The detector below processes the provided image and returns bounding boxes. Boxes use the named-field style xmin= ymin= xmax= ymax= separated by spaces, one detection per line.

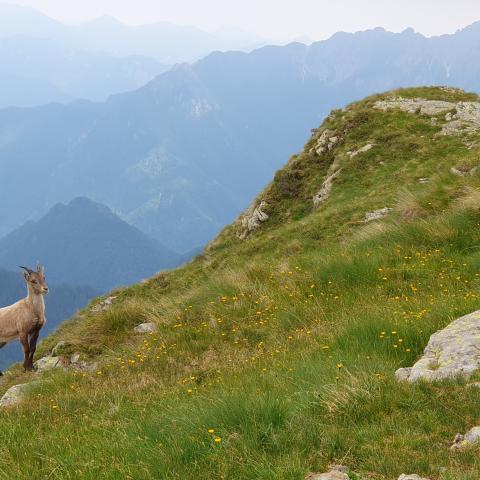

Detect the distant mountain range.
xmin=0 ymin=36 xmax=168 ymax=108
xmin=0 ymin=267 xmax=99 ymax=370
xmin=0 ymin=3 xmax=265 ymax=63
xmin=2 ymin=23 xmax=480 ymax=251
xmin=0 ymin=197 xmax=180 ymax=291
xmin=0 ymin=3 xmax=265 ymax=108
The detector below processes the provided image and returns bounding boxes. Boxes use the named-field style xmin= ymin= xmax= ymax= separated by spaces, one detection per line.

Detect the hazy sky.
xmin=7 ymin=0 xmax=480 ymax=41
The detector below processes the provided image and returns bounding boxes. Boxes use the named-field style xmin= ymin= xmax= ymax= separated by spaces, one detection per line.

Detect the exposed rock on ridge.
xmin=374 ymin=97 xmax=480 ymax=135
xmin=395 ymin=310 xmax=480 ymax=382
xmin=0 ymin=383 xmax=31 ymax=407
xmin=313 ymin=169 xmax=342 ymax=208
xmin=238 ymin=200 xmax=269 ymax=238
xmin=365 ymin=207 xmax=392 ymax=222
xmin=311 ymin=129 xmax=339 ymax=155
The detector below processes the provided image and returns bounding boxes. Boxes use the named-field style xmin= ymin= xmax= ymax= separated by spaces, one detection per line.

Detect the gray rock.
xmin=450 ymin=166 xmax=478 ymax=177
xmin=134 ymin=322 xmax=157 ymax=334
xmin=395 ymin=367 xmax=412 ymax=382
xmin=365 ymin=207 xmax=392 ymax=222
xmin=34 ymin=356 xmax=64 ymax=372
xmin=312 ymin=129 xmax=339 ymax=156
xmin=347 ymin=143 xmax=374 ymax=158
xmin=398 ymin=475 xmax=431 ymax=480
xmin=374 ymin=97 xmax=480 ymax=135
xmin=395 ymin=309 xmax=480 ymax=382
xmin=313 ymin=168 xmax=342 ymax=208
xmin=0 ymin=383 xmax=32 ymax=407
xmin=238 ymin=200 xmax=269 ymax=238
xmin=451 ymin=426 xmax=480 ymax=450
xmin=70 ymin=353 xmax=81 ymax=364
xmin=92 ymin=296 xmax=118 ymax=313
xmin=375 ymin=97 xmax=454 ymax=116
xmin=305 ymin=465 xmax=349 ymax=480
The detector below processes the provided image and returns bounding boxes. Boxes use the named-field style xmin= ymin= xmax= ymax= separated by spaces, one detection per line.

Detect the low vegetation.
xmin=1 ymin=87 xmax=480 ymax=479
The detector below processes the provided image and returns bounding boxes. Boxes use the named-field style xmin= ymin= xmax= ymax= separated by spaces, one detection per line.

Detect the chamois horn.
xmin=19 ymin=266 xmax=34 ymax=275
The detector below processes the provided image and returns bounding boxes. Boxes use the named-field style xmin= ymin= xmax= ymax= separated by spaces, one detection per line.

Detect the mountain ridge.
xmin=3 ymin=22 xmax=480 ymax=252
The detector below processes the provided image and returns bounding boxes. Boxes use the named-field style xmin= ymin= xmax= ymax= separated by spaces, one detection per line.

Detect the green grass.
xmin=2 ymin=87 xmax=480 ymax=479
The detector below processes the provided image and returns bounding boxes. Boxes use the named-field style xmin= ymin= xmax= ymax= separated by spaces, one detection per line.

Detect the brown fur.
xmin=0 ymin=265 xmax=48 ymax=371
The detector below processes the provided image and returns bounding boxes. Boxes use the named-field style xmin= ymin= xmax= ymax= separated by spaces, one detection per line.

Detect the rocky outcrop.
xmin=395 ymin=310 xmax=480 ymax=382
xmin=451 ymin=426 xmax=480 ymax=450
xmin=365 ymin=207 xmax=392 ymax=222
xmin=442 ymin=102 xmax=480 ymax=135
xmin=35 ymin=356 xmax=65 ymax=372
xmin=34 ymin=351 xmax=97 ymax=373
xmin=375 ymin=97 xmax=454 ymax=116
xmin=305 ymin=465 xmax=349 ymax=480
xmin=134 ymin=322 xmax=157 ymax=334
xmin=374 ymin=97 xmax=480 ymax=135
xmin=347 ymin=143 xmax=374 ymax=158
xmin=450 ymin=165 xmax=478 ymax=176
xmin=92 ymin=296 xmax=118 ymax=313
xmin=313 ymin=169 xmax=342 ymax=208
xmin=238 ymin=200 xmax=269 ymax=238
xmin=311 ymin=129 xmax=339 ymax=156
xmin=0 ymin=383 xmax=34 ymax=407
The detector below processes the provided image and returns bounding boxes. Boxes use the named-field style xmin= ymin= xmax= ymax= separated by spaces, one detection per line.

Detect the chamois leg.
xmin=0 ymin=342 xmax=6 ymax=376
xmin=0 ymin=342 xmax=6 ymax=349
xmin=19 ymin=334 xmax=32 ymax=371
xmin=28 ymin=328 xmax=40 ymax=368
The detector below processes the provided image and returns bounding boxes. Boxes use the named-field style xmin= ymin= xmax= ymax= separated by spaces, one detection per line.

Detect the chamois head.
xmin=20 ymin=265 xmax=49 ymax=295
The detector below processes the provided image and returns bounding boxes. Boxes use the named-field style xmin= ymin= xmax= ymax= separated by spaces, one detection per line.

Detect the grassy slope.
xmin=2 ymin=87 xmax=480 ymax=479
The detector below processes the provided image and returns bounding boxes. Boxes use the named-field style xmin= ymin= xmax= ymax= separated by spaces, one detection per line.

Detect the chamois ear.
xmin=19 ymin=266 xmax=33 ymax=280
xmin=36 ymin=264 xmax=44 ymax=276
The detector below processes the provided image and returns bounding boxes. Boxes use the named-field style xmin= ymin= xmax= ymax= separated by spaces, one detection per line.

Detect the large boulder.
xmin=396 ymin=310 xmax=480 ymax=382
xmin=0 ymin=383 xmax=36 ymax=407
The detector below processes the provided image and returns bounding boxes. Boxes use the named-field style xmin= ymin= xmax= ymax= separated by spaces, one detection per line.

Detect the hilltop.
xmin=2 ymin=87 xmax=480 ymax=479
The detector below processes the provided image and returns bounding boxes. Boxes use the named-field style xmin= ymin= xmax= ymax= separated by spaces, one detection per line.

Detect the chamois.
xmin=0 ymin=265 xmax=48 ymax=372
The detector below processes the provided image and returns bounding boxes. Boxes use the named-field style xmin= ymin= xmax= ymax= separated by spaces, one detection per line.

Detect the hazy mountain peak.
xmin=83 ymin=14 xmax=123 ymax=26
xmin=0 ymin=197 xmax=180 ymax=290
